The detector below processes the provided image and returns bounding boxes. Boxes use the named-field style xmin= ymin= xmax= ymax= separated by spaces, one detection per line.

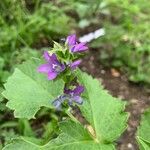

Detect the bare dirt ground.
xmin=81 ymin=49 xmax=150 ymax=150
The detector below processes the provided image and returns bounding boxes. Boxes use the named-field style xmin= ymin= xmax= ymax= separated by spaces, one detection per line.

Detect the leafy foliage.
xmin=91 ymin=0 xmax=150 ymax=84
xmin=76 ymin=70 xmax=128 ymax=142
xmin=2 ymin=59 xmax=128 ymax=149
xmin=2 ymin=59 xmax=64 ymax=119
xmin=1 ymin=0 xmax=149 ymax=149
xmin=0 ymin=0 xmax=72 ymax=51
xmin=0 ymin=57 xmax=10 ymax=85
xmin=0 ymin=0 xmax=74 ymax=86
xmin=137 ymin=108 xmax=150 ymax=150
xmin=3 ymin=120 xmax=114 ymax=150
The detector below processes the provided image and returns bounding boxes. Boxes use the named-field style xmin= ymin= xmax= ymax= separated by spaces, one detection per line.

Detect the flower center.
xmin=52 ymin=64 xmax=62 ymax=73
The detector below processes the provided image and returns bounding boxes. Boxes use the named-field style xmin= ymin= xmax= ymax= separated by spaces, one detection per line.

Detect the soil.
xmin=80 ymin=48 xmax=150 ymax=150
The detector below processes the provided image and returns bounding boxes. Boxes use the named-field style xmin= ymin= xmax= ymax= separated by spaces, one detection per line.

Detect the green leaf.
xmin=2 ymin=67 xmax=128 ymax=150
xmin=137 ymin=138 xmax=150 ymax=150
xmin=0 ymin=87 xmax=4 ymax=102
xmin=3 ymin=120 xmax=115 ymax=150
xmin=2 ymin=138 xmax=40 ymax=150
xmin=76 ymin=70 xmax=128 ymax=142
xmin=2 ymin=59 xmax=64 ymax=119
xmin=18 ymin=119 xmax=35 ymax=137
xmin=137 ymin=108 xmax=150 ymax=150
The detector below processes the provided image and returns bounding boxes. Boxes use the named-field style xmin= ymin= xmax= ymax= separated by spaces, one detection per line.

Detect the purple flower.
xmin=70 ymin=60 xmax=82 ymax=70
xmin=66 ymin=34 xmax=76 ymax=47
xmin=52 ymin=85 xmax=84 ymax=109
xmin=52 ymin=95 xmax=68 ymax=110
xmin=37 ymin=51 xmax=65 ymax=80
xmin=66 ymin=34 xmax=88 ymax=53
xmin=71 ymin=42 xmax=88 ymax=52
xmin=64 ymin=85 xmax=84 ymax=105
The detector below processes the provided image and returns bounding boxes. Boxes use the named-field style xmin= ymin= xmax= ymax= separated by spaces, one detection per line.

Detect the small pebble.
xmin=130 ymin=99 xmax=138 ymax=104
xmin=101 ymin=69 xmax=105 ymax=74
xmin=111 ymin=68 xmax=120 ymax=77
xmin=127 ymin=127 xmax=132 ymax=132
xmin=127 ymin=143 xmax=133 ymax=149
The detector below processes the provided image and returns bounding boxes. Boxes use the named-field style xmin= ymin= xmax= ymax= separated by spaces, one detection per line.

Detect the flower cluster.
xmin=52 ymin=85 xmax=84 ymax=109
xmin=37 ymin=34 xmax=88 ymax=109
xmin=38 ymin=34 xmax=88 ymax=80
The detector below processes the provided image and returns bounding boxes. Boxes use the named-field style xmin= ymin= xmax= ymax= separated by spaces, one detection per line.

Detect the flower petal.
xmin=47 ymin=71 xmax=57 ymax=80
xmin=70 ymin=60 xmax=82 ymax=70
xmin=66 ymin=34 xmax=76 ymax=46
xmin=72 ymin=43 xmax=88 ymax=52
xmin=72 ymin=96 xmax=83 ymax=104
xmin=44 ymin=51 xmax=60 ymax=65
xmin=52 ymin=95 xmax=67 ymax=109
xmin=52 ymin=99 xmax=62 ymax=110
xmin=50 ymin=53 xmax=63 ymax=68
xmin=37 ymin=64 xmax=52 ymax=73
xmin=64 ymin=88 xmax=71 ymax=95
xmin=43 ymin=51 xmax=51 ymax=62
xmin=50 ymin=53 xmax=58 ymax=63
xmin=73 ymin=85 xmax=84 ymax=95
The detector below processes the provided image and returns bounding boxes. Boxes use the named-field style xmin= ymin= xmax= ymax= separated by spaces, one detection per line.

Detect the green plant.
xmin=0 ymin=0 xmax=75 ymax=86
xmin=136 ymin=108 xmax=150 ymax=150
xmin=91 ymin=0 xmax=150 ymax=84
xmin=1 ymin=35 xmax=128 ymax=149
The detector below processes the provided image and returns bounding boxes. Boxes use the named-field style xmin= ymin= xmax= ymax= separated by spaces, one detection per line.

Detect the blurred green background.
xmin=0 ymin=0 xmax=150 ymax=148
